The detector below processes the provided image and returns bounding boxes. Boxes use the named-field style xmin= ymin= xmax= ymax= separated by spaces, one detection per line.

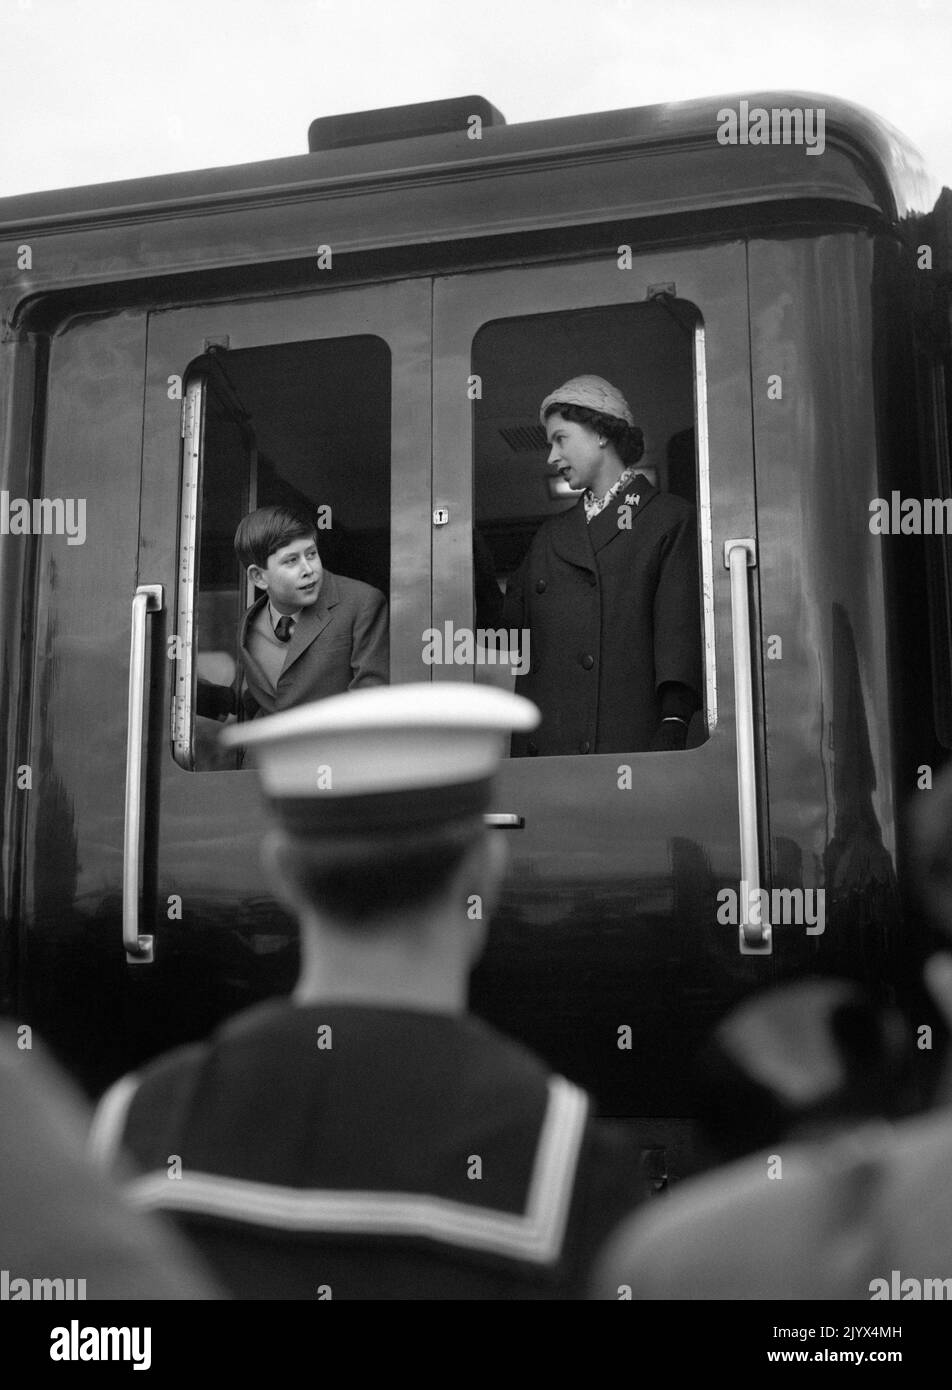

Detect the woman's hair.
xmin=543 ymin=402 xmax=645 ymax=465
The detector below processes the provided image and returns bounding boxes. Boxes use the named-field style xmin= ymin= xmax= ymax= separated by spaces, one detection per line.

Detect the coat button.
xmin=527 ymin=741 xmax=539 ymax=756
xmin=579 ymin=740 xmax=591 ymax=753
xmin=580 ymin=654 xmax=595 ymax=670
xmin=535 ymin=578 xmax=547 ymax=593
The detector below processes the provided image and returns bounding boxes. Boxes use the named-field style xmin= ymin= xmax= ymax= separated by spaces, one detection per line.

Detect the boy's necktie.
xmin=274 ymin=616 xmax=294 ymax=643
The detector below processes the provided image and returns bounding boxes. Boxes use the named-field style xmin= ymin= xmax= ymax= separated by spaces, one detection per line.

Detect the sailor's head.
xmin=222 ymin=684 xmax=540 ymax=952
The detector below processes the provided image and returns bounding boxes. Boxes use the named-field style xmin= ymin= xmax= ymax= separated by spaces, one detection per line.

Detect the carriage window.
xmin=470 ymin=299 xmax=711 ymax=756
xmin=175 ymin=335 xmax=391 ymax=771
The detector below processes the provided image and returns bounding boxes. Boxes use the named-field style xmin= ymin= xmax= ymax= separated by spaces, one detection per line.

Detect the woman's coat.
xmin=501 ymin=478 xmax=702 ymax=755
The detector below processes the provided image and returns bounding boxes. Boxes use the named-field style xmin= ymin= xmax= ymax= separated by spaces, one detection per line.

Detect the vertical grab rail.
xmin=724 ymin=539 xmax=771 ymax=955
xmin=123 ymin=584 xmax=163 ymax=963
xmin=172 ymin=376 xmax=205 ymax=770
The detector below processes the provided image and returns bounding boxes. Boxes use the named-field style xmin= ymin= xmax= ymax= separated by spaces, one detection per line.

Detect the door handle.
xmin=723 ymin=539 xmax=771 ymax=955
xmin=123 ymin=584 xmax=163 ymax=963
xmin=484 ymin=814 xmax=525 ymax=829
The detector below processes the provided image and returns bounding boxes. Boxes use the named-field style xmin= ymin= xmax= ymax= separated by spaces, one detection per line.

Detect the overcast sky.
xmin=1 ymin=0 xmax=950 ymax=197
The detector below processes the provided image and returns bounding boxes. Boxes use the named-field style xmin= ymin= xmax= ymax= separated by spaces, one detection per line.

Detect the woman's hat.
xmin=539 ymin=375 xmax=634 ymax=427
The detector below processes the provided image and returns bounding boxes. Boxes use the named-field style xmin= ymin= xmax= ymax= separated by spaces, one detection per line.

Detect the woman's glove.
xmin=649 ymin=717 xmax=688 ymax=752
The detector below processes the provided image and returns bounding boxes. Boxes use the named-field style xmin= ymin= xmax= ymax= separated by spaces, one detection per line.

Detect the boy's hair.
xmin=234 ymin=506 xmax=317 ymax=571
xmin=543 ymin=402 xmax=645 ymax=465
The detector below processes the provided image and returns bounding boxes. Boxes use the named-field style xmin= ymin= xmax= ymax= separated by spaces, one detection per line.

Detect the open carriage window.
xmin=175 ymin=336 xmax=392 ymax=771
xmin=469 ymin=298 xmax=712 ymax=755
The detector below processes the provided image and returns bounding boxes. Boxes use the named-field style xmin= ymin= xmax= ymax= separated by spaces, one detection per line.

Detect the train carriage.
xmin=1 ymin=92 xmax=951 ymax=1175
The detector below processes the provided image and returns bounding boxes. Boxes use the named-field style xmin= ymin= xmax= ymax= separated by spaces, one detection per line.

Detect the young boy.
xmin=234 ymin=505 xmax=388 ymax=716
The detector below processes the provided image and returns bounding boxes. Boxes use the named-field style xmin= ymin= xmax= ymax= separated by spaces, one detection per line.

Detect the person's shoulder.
xmin=641 ymin=483 xmax=695 ymax=525
xmin=0 ymin=1026 xmax=92 ymax=1145
xmin=325 ymin=570 xmax=386 ymax=606
xmin=596 ymin=1143 xmax=827 ymax=1299
xmin=454 ymin=1019 xmax=622 ymax=1155
xmin=889 ymin=1103 xmax=952 ymax=1163
xmin=443 ymin=1013 xmax=596 ymax=1142
xmin=0 ymin=1033 xmax=224 ymax=1300
xmin=90 ymin=1039 xmax=207 ymax=1152
xmin=593 ymin=1128 xmax=893 ymax=1300
xmin=91 ymin=1002 xmax=302 ymax=1165
xmin=881 ymin=1106 xmax=952 ymax=1225
xmin=872 ymin=1108 xmax=952 ymax=1276
xmin=427 ymin=1011 xmax=558 ymax=1108
xmin=454 ymin=1018 xmax=641 ymax=1192
xmin=532 ymin=500 xmax=585 ymax=541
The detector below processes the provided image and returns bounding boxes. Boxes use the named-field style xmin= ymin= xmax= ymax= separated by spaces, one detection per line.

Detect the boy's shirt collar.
xmin=268 ymin=599 xmax=302 ymax=633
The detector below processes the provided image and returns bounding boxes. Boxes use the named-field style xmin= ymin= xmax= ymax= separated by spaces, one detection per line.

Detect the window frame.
xmin=434 ymin=264 xmax=719 ymax=743
xmin=153 ymin=280 xmax=432 ymax=772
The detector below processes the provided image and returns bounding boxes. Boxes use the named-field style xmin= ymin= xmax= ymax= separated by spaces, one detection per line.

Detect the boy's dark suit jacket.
xmin=237 ymin=570 xmax=388 ymax=716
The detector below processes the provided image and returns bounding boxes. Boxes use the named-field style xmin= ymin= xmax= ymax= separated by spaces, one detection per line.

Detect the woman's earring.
xmin=598 ymin=438 xmax=607 ymax=446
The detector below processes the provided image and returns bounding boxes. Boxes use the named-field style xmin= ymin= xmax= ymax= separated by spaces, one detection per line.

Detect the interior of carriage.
xmin=189 ymin=297 xmax=701 ymax=767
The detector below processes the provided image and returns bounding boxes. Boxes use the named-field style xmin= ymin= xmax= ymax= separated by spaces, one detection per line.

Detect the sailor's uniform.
xmin=90 ymin=1001 xmax=645 ymax=1299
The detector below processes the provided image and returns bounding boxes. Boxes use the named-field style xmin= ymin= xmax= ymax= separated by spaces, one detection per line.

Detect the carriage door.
xmin=126 ymin=281 xmax=431 ymax=1060
xmin=432 ymin=247 xmax=772 ymax=1115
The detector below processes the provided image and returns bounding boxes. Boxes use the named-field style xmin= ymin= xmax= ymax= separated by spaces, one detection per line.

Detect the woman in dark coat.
xmin=502 ymin=375 xmax=702 ymax=757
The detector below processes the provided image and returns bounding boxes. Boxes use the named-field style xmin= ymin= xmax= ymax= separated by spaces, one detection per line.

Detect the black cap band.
xmin=274 ymin=778 xmax=493 ymax=838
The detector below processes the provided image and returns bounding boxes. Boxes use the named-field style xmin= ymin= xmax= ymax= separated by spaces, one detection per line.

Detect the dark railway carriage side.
xmin=1 ymin=95 xmax=950 ymax=1146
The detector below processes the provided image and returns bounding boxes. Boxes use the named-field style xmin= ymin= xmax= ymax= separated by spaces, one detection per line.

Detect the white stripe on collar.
xmin=87 ymin=1071 xmax=142 ymax=1168
xmin=120 ymin=1075 xmax=589 ymax=1265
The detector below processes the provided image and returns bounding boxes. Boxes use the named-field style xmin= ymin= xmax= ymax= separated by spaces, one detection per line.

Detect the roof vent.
xmin=308 ymin=96 xmax=505 ymax=152
xmin=499 ymin=424 xmax=548 ymax=453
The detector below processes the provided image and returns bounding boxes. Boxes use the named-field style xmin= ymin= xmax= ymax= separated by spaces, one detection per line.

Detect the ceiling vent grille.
xmin=498 ymin=424 xmax=548 ymax=453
